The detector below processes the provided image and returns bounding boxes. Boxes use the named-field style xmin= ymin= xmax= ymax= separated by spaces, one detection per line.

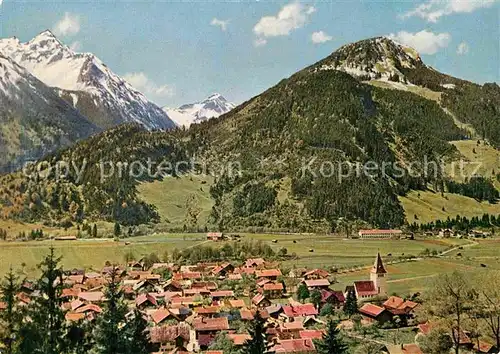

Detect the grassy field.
xmin=400 ymin=190 xmax=500 ymax=224
xmin=367 ymin=80 xmax=442 ymax=102
xmin=447 ymin=140 xmax=500 ymax=185
xmin=0 ymin=235 xmax=204 ymax=277
xmin=0 ymin=229 xmax=498 ymax=298
xmin=137 ymin=174 xmax=215 ymax=228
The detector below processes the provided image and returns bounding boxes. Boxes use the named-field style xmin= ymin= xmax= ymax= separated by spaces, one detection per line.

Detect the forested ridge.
xmin=0 ymin=37 xmax=498 ymax=231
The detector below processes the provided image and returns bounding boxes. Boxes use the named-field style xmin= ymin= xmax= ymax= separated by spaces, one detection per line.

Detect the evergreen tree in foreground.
xmin=125 ymin=309 xmax=150 ymax=354
xmin=343 ymin=288 xmax=358 ymax=318
xmin=18 ymin=247 xmax=69 ymax=354
xmin=0 ymin=267 xmax=23 ymax=354
xmin=93 ymin=266 xmax=129 ymax=354
xmin=242 ymin=311 xmax=267 ymax=354
xmin=314 ymin=319 xmax=348 ymax=354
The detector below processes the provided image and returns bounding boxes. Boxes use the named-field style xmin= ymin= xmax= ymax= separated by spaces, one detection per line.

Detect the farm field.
xmin=0 ymin=236 xmax=203 ymax=277
xmin=0 ymin=230 xmax=497 ymax=296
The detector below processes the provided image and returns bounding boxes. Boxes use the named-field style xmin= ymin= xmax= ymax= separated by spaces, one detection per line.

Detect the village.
xmin=1 ymin=227 xmax=498 ymax=354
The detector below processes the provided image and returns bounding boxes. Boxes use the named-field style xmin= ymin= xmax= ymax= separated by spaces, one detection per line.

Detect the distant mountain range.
xmin=0 ymin=52 xmax=98 ymax=172
xmin=164 ymin=93 xmax=235 ymax=127
xmin=0 ymin=31 xmax=175 ymax=131
xmin=1 ymin=35 xmax=499 ymax=229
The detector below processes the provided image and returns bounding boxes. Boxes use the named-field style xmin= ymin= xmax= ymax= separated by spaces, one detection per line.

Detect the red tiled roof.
xmin=354 ymin=281 xmax=378 ymax=296
xmin=304 ymin=279 xmax=330 ymax=287
xmin=474 ymin=341 xmax=495 ymax=353
xmin=252 ymin=294 xmax=267 ymax=305
xmin=78 ymin=291 xmax=104 ymax=302
xmin=240 ymin=308 xmax=270 ymax=321
xmin=245 ymin=258 xmax=265 ymax=267
xmin=418 ymin=322 xmax=432 ymax=335
xmin=228 ymin=299 xmax=246 ymax=308
xmin=299 ymin=330 xmax=324 ymax=339
xmin=150 ymin=324 xmax=190 ymax=343
xmin=359 ymin=229 xmax=402 ymax=235
xmin=228 ymin=333 xmax=251 ymax=345
xmin=283 ymin=304 xmax=318 ymax=317
xmin=402 ymin=344 xmax=423 ymax=354
xmin=263 ymin=283 xmax=284 ymax=291
xmin=151 ymin=308 xmax=177 ymax=324
xmin=320 ymin=289 xmax=345 ymax=303
xmin=75 ymin=304 xmax=102 ymax=314
xmin=136 ymin=293 xmax=158 ymax=307
xmin=274 ymin=339 xmax=316 ymax=353
xmin=65 ymin=312 xmax=85 ymax=322
xmin=61 ymin=288 xmax=80 ymax=298
xmin=171 ymin=296 xmax=196 ymax=305
xmin=383 ymin=296 xmax=404 ymax=309
xmin=282 ymin=321 xmax=305 ymax=331
xmin=359 ymin=303 xmax=386 ymax=318
xmin=193 ymin=317 xmax=229 ymax=331
xmin=256 ymin=269 xmax=282 ymax=278
xmin=195 ymin=306 xmax=220 ymax=314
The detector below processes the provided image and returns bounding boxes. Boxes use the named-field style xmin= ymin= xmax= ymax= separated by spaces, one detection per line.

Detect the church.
xmin=348 ymin=253 xmax=388 ymax=301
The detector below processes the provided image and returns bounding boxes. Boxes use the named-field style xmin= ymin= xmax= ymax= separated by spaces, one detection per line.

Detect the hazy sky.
xmin=2 ymin=0 xmax=499 ymax=107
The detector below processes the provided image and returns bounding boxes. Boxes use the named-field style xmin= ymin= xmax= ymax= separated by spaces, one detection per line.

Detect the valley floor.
xmin=1 ymin=232 xmax=498 ymax=298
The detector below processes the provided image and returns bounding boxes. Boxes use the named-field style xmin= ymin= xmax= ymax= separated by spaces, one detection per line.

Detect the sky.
xmin=1 ymin=0 xmax=499 ymax=107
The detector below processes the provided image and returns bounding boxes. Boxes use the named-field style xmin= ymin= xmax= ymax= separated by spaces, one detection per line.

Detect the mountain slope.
xmin=1 ymin=36 xmax=498 ymax=230
xmin=0 ymin=53 xmax=98 ymax=172
xmin=164 ymin=93 xmax=235 ymax=127
xmin=0 ymin=31 xmax=175 ymax=130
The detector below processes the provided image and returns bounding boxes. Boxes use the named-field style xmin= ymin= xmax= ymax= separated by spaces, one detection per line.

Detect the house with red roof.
xmin=273 ymin=338 xmax=316 ymax=353
xmin=383 ymin=296 xmax=419 ymax=316
xmin=256 ymin=269 xmax=282 ymax=280
xmin=283 ymin=303 xmax=318 ymax=318
xmin=263 ymin=282 xmax=285 ymax=298
xmin=303 ymin=279 xmax=330 ymax=290
xmin=358 ymin=303 xmax=393 ymax=324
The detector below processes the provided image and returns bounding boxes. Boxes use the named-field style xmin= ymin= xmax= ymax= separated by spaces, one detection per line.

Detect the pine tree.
xmin=93 ymin=266 xmax=129 ymax=354
xmin=343 ymin=288 xmax=358 ymax=318
xmin=125 ymin=309 xmax=149 ymax=354
xmin=114 ymin=223 xmax=121 ymax=237
xmin=18 ymin=247 xmax=69 ymax=354
xmin=310 ymin=289 xmax=322 ymax=309
xmin=241 ymin=311 xmax=267 ymax=354
xmin=314 ymin=319 xmax=348 ymax=354
xmin=297 ymin=283 xmax=310 ymax=303
xmin=0 ymin=267 xmax=22 ymax=354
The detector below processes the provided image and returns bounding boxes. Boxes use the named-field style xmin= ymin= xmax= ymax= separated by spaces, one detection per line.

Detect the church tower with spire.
xmin=370 ymin=253 xmax=388 ymax=297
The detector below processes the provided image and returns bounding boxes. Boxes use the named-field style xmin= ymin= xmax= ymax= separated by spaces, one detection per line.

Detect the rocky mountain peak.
xmin=315 ymin=36 xmax=424 ymax=81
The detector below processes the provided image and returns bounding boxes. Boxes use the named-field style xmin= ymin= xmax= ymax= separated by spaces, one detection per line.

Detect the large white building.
xmin=358 ymin=229 xmax=403 ymax=239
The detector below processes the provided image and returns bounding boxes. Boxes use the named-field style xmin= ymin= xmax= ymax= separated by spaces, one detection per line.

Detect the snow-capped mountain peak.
xmin=164 ymin=93 xmax=235 ymax=127
xmin=0 ymin=31 xmax=175 ymax=130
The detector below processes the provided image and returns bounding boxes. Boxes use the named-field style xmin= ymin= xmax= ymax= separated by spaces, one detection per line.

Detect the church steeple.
xmin=371 ymin=252 xmax=387 ymax=274
xmin=370 ymin=252 xmax=388 ymax=297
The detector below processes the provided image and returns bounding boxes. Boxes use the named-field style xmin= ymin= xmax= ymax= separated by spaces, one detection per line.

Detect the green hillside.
xmin=137 ymin=175 xmax=215 ymax=229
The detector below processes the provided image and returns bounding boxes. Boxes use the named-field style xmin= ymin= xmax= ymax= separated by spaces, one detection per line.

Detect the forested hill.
xmin=1 ymin=37 xmax=498 ymax=231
